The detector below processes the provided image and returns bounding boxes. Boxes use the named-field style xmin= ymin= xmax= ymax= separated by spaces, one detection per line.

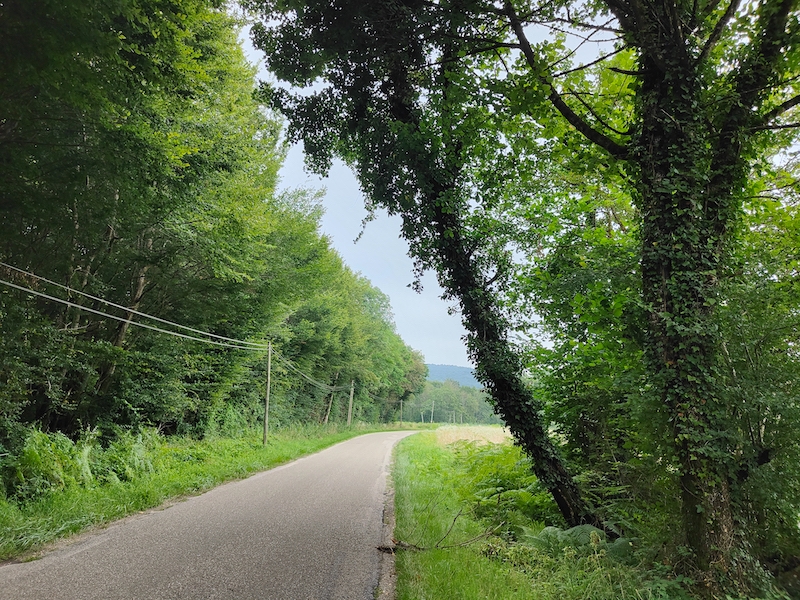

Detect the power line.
xmin=0 ymin=262 xmax=270 ymax=349
xmin=272 ymin=353 xmax=351 ymax=393
xmin=0 ymin=278 xmax=265 ymax=351
xmin=0 ymin=267 xmax=362 ymax=396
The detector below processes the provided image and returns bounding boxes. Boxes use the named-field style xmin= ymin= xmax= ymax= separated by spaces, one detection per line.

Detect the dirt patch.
xmin=434 ymin=425 xmax=511 ymax=446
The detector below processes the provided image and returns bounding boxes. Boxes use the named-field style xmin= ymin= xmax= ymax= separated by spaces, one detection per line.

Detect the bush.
xmin=451 ymin=440 xmax=564 ymax=536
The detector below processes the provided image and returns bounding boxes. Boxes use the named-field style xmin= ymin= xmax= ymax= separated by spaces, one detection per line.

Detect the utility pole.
xmin=263 ymin=341 xmax=272 ymax=446
xmin=346 ymin=380 xmax=354 ymax=427
xmin=430 ymin=399 xmax=434 ymax=424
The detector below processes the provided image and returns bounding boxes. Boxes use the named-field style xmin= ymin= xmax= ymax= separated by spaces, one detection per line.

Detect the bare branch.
xmin=434 ymin=508 xmax=464 ymax=548
xmin=546 ymin=20 xmax=621 ymax=72
xmin=553 ymin=46 xmax=627 ymax=78
xmin=546 ymin=23 xmax=622 ymax=45
xmin=550 ymin=16 xmax=622 ymax=34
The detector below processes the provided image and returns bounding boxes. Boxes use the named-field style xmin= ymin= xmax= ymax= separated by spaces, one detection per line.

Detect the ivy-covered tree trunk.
xmin=248 ymin=0 xmax=602 ymax=528
xmin=383 ymin=59 xmax=601 ymax=528
xmin=627 ymin=0 xmax=797 ymax=570
xmin=431 ymin=201 xmax=597 ymax=527
xmin=635 ymin=59 xmax=736 ymax=570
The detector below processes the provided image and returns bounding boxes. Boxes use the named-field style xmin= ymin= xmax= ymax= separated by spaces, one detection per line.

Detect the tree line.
xmin=0 ymin=0 xmax=426 ymax=465
xmin=405 ymin=380 xmax=502 ymax=425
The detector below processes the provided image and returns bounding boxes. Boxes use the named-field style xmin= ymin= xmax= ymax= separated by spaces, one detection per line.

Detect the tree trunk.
xmin=635 ymin=47 xmax=737 ymax=569
xmin=371 ymin=43 xmax=604 ymax=530
xmin=427 ymin=192 xmax=599 ymax=528
xmin=96 ymin=258 xmax=150 ymax=394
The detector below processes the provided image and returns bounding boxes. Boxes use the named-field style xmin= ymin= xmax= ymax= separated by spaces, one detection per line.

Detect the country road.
xmin=0 ymin=431 xmax=416 ymax=600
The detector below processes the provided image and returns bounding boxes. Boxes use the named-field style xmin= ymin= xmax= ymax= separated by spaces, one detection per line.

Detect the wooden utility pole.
xmin=346 ymin=380 xmax=354 ymax=427
xmin=430 ymin=400 xmax=434 ymax=424
xmin=263 ymin=341 xmax=272 ymax=445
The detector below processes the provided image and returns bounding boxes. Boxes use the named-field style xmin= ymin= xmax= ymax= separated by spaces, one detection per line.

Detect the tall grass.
xmin=392 ymin=431 xmax=694 ymax=600
xmin=0 ymin=422 xmax=399 ymax=559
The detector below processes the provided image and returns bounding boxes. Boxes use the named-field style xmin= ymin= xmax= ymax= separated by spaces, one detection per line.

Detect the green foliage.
xmin=247 ymin=0 xmax=800 ymax=582
xmin=248 ymin=0 xmax=601 ymax=531
xmin=450 ymin=441 xmax=563 ymax=533
xmin=0 ymin=0 xmax=425 ymax=461
xmin=0 ymin=427 xmax=159 ymax=501
xmin=3 ymin=429 xmax=91 ymax=501
xmin=481 ymin=537 xmax=689 ymax=600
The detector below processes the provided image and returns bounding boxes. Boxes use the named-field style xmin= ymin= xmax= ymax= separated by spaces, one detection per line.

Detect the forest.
xmin=406 ymin=379 xmax=503 ymax=424
xmin=0 ymin=0 xmax=425 ymax=496
xmin=4 ymin=0 xmax=800 ymax=597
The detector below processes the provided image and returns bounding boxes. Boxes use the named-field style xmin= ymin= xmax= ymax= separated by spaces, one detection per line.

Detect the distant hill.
xmin=426 ymin=364 xmax=480 ymax=388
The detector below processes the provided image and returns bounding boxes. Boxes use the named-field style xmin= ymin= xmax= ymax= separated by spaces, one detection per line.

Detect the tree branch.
xmin=609 ymin=66 xmax=644 ymax=76
xmin=760 ymin=93 xmax=800 ymax=125
xmin=749 ymin=121 xmax=800 ymax=131
xmin=553 ymin=46 xmax=627 ymax=78
xmin=602 ymin=0 xmax=638 ymax=34
xmin=503 ymin=0 xmax=629 ymax=158
xmin=695 ymin=0 xmax=741 ymax=67
xmin=564 ymin=88 xmax=631 ymax=136
xmin=550 ymin=16 xmax=622 ymax=33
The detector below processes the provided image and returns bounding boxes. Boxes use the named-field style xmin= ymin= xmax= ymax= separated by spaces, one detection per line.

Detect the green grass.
xmin=392 ymin=431 xmax=539 ymax=600
xmin=0 ymin=423 xmax=407 ymax=560
xmin=391 ymin=431 xmax=690 ymax=600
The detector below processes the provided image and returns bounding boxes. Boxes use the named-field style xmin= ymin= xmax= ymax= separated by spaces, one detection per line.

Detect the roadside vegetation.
xmin=5 ymin=0 xmax=800 ymax=597
xmin=393 ymin=429 xmax=789 ymax=600
xmin=251 ymin=1 xmax=800 ymax=595
xmin=0 ymin=0 xmax=426 ymax=557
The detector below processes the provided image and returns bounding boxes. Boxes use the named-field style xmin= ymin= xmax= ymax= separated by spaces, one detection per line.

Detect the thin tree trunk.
xmin=96 ymin=250 xmax=151 ymax=394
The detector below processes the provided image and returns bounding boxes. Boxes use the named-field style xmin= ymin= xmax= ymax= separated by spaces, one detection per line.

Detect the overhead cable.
xmin=0 ymin=278 xmax=266 ymax=351
xmin=272 ymin=353 xmax=351 ymax=393
xmin=0 ymin=262 xmax=270 ymax=349
xmin=0 ymin=268 xmax=363 ymax=396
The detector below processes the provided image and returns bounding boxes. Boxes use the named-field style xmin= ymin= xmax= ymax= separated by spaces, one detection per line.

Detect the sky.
xmin=277 ymin=146 xmax=472 ymax=367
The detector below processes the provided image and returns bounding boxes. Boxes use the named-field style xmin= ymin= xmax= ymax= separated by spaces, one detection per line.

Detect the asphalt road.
xmin=0 ymin=431 xmax=416 ymax=600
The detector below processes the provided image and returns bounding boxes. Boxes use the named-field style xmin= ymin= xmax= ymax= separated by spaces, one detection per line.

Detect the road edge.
xmin=375 ymin=434 xmax=414 ymax=600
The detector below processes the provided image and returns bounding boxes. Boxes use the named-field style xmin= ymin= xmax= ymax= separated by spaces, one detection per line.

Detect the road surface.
xmin=0 ymin=431 xmax=415 ymax=600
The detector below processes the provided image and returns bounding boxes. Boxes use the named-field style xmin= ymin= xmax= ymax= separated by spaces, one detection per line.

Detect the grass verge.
xmin=392 ymin=428 xmax=691 ymax=600
xmin=0 ymin=423 xmax=415 ymax=560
